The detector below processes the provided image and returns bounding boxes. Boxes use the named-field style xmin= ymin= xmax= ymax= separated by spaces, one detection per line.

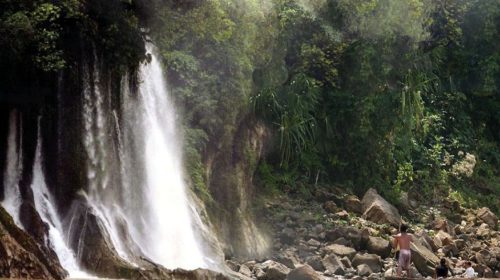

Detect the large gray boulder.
xmin=477 ymin=207 xmax=498 ymax=228
xmin=361 ymin=188 xmax=401 ymax=226
xmin=258 ymin=260 xmax=291 ymax=280
xmin=351 ymin=253 xmax=382 ymax=273
xmin=322 ymin=254 xmax=345 ymax=275
xmin=366 ymin=236 xmax=391 ymax=258
xmin=410 ymin=240 xmax=440 ymax=276
xmin=323 ymin=244 xmax=357 ymax=260
xmin=276 ymin=250 xmax=300 ymax=269
xmin=305 ymin=256 xmax=324 ymax=271
xmin=286 ymin=265 xmax=322 ymax=280
xmin=356 ymin=264 xmax=373 ymax=277
xmin=325 ymin=226 xmax=364 ymax=250
xmin=239 ymin=265 xmax=253 ymax=278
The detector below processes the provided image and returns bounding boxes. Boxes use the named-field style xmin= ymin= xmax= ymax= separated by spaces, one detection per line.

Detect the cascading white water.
xmin=125 ymin=44 xmax=207 ymax=269
xmin=81 ymin=44 xmax=210 ymax=270
xmin=31 ymin=119 xmax=90 ymax=278
xmin=1 ymin=110 xmax=23 ymax=227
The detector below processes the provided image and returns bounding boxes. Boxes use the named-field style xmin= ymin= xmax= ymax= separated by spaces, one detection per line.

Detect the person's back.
xmin=394 ymin=224 xmax=413 ymax=277
xmin=435 ymin=258 xmax=448 ymax=278
xmin=396 ymin=232 xmax=412 ymax=250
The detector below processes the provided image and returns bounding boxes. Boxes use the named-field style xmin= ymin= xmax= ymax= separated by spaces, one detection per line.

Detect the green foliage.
xmin=184 ymin=128 xmax=211 ymax=201
xmin=247 ymin=0 xmax=499 ymax=212
xmin=146 ymin=0 xmax=500 ymax=212
xmin=0 ymin=0 xmax=145 ymax=74
xmin=252 ymin=74 xmax=320 ymax=164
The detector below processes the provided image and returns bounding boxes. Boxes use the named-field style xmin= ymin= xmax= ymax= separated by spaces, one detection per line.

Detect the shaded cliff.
xmin=0 ymin=206 xmax=67 ymax=279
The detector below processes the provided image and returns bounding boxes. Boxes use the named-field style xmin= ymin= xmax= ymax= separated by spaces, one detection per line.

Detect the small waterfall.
xmin=1 ymin=110 xmax=23 ymax=227
xmin=81 ymin=43 xmax=211 ymax=270
xmin=31 ymin=119 xmax=90 ymax=278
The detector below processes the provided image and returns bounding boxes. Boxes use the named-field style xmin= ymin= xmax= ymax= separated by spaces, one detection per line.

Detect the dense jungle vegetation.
xmin=1 ymin=0 xmax=499 ymax=213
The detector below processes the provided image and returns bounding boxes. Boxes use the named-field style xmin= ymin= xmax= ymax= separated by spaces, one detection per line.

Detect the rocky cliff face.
xmin=0 ymin=206 xmax=67 ymax=279
xmin=206 ymin=118 xmax=272 ymax=259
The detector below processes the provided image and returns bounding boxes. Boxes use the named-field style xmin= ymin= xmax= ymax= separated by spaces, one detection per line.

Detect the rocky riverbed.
xmin=1 ymin=186 xmax=498 ymax=280
xmin=225 ymin=188 xmax=499 ymax=280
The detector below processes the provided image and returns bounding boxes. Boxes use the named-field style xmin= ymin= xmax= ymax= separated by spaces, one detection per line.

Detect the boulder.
xmin=361 ymin=188 xmax=381 ymax=211
xmin=325 ymin=226 xmax=364 ymax=250
xmin=165 ymin=268 xmax=230 ymax=280
xmin=474 ymin=264 xmax=488 ymax=277
xmin=322 ymin=254 xmax=345 ymax=275
xmin=476 ymin=223 xmax=491 ymax=238
xmin=368 ymin=272 xmax=382 ymax=279
xmin=433 ymin=235 xmax=443 ymax=248
xmin=432 ymin=219 xmax=451 ymax=233
xmin=483 ymin=267 xmax=493 ymax=278
xmin=276 ymin=250 xmax=300 ymax=269
xmin=366 ymin=236 xmax=391 ymax=258
xmin=475 ymin=249 xmax=496 ymax=268
xmin=239 ymin=265 xmax=253 ymax=278
xmin=323 ymin=201 xmax=339 ymax=214
xmin=356 ymin=264 xmax=372 ymax=277
xmin=306 ymin=239 xmax=321 ymax=248
xmin=384 ymin=268 xmax=395 ymax=277
xmin=0 ymin=206 xmax=67 ymax=280
xmin=454 ymin=239 xmax=465 ymax=250
xmin=417 ymin=232 xmax=438 ymax=251
xmin=281 ymin=228 xmax=297 ymax=245
xmin=411 ymin=240 xmax=440 ymax=276
xmin=345 ymin=195 xmax=363 ymax=214
xmin=334 ymin=210 xmax=349 ymax=220
xmin=442 ymin=243 xmax=459 ymax=257
xmin=258 ymin=260 xmax=291 ymax=280
xmin=351 ymin=253 xmax=382 ymax=273
xmin=226 ymin=260 xmax=240 ymax=272
xmin=297 ymin=242 xmax=313 ymax=259
xmin=361 ymin=188 xmax=401 ymax=226
xmin=286 ymin=265 xmax=321 ymax=280
xmin=323 ymin=244 xmax=357 ymax=260
xmin=305 ymin=256 xmax=324 ymax=272
xmin=340 ymin=256 xmax=352 ymax=268
xmin=68 ymin=208 xmax=139 ymax=279
xmin=477 ymin=207 xmax=498 ymax=228
xmin=332 ymin=237 xmax=352 ymax=247
xmin=435 ymin=230 xmax=453 ymax=246
xmin=19 ymin=201 xmax=49 ymax=244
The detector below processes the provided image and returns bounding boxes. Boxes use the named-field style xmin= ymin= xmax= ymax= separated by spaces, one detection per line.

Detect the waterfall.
xmin=1 ymin=110 xmax=23 ymax=227
xmin=81 ymin=44 xmax=210 ymax=270
xmin=31 ymin=119 xmax=90 ymax=278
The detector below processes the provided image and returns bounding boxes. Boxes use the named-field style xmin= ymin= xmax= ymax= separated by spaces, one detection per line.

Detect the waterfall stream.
xmin=0 ymin=43 xmax=215 ymax=277
xmin=82 ymin=44 xmax=210 ymax=270
xmin=32 ymin=119 xmax=90 ymax=278
xmin=1 ymin=111 xmax=23 ymax=227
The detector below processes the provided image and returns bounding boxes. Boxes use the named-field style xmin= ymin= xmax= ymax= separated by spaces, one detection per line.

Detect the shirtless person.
xmin=393 ymin=224 xmax=413 ymax=277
